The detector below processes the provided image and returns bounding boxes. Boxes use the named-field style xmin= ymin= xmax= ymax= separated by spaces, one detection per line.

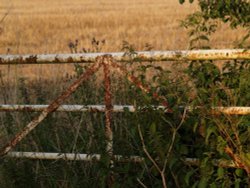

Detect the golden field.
xmin=0 ymin=0 xmax=247 ymax=80
xmin=0 ymin=0 xmax=247 ymax=54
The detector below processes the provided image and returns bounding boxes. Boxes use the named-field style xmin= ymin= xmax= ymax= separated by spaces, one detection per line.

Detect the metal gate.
xmin=0 ymin=49 xmax=249 ymax=169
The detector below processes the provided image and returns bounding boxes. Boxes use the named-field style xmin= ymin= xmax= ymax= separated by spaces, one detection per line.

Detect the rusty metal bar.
xmin=0 ymin=49 xmax=249 ymax=64
xmin=102 ymin=55 xmax=115 ymax=187
xmin=101 ymin=55 xmax=115 ymax=187
xmin=102 ymin=55 xmax=114 ymax=159
xmin=5 ymin=151 xmax=144 ymax=162
xmin=0 ymin=61 xmax=102 ymax=157
xmin=0 ymin=105 xmax=250 ymax=115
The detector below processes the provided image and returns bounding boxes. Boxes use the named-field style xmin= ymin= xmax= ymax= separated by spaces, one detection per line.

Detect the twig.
xmin=163 ymin=108 xmax=187 ymax=173
xmin=137 ymin=124 xmax=167 ymax=188
xmin=137 ymin=178 xmax=148 ymax=188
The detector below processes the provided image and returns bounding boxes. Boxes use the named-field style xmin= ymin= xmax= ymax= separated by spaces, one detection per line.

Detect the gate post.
xmin=100 ymin=55 xmax=115 ymax=187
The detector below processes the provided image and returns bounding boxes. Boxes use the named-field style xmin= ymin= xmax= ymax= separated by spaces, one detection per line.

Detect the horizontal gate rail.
xmin=0 ymin=104 xmax=250 ymax=115
xmin=5 ymin=152 xmax=241 ymax=169
xmin=0 ymin=104 xmax=163 ymax=112
xmin=0 ymin=49 xmax=249 ymax=64
xmin=6 ymin=151 xmax=144 ymax=163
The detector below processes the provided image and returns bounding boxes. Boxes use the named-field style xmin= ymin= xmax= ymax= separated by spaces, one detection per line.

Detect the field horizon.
xmin=0 ymin=0 xmax=247 ymax=55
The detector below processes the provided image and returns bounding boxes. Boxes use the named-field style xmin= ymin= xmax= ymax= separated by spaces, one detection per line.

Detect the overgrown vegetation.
xmin=0 ymin=1 xmax=249 ymax=187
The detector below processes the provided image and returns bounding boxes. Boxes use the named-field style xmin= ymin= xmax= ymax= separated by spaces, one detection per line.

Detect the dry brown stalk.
xmin=224 ymin=146 xmax=250 ymax=176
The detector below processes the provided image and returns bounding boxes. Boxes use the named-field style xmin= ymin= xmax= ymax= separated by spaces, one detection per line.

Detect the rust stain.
xmin=89 ymin=107 xmax=103 ymax=113
xmin=54 ymin=57 xmax=60 ymax=63
xmin=99 ymin=55 xmax=115 ymax=187
xmin=66 ymin=57 xmax=74 ymax=63
xmin=102 ymin=55 xmax=113 ymax=145
xmin=25 ymin=55 xmax=38 ymax=64
xmin=174 ymin=51 xmax=183 ymax=59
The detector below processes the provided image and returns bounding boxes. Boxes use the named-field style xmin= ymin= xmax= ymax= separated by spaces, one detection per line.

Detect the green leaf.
xmin=169 ymin=158 xmax=178 ymax=170
xmin=209 ymin=182 xmax=217 ymax=188
xmin=234 ymin=178 xmax=241 ymax=188
xmin=185 ymin=169 xmax=196 ymax=186
xmin=193 ymin=122 xmax=199 ymax=132
xmin=149 ymin=122 xmax=156 ymax=135
xmin=198 ymin=177 xmax=208 ymax=188
xmin=216 ymin=136 xmax=227 ymax=155
xmin=235 ymin=168 xmax=243 ymax=177
xmin=180 ymin=145 xmax=189 ymax=155
xmin=205 ymin=126 xmax=217 ymax=144
xmin=216 ymin=167 xmax=224 ymax=180
xmin=189 ymin=0 xmax=194 ymax=3
xmin=192 ymin=181 xmax=199 ymax=188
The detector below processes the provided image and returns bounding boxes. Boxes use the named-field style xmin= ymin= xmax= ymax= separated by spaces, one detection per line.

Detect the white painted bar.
xmin=0 ymin=104 xmax=164 ymax=112
xmin=211 ymin=106 xmax=250 ymax=115
xmin=6 ymin=152 xmax=144 ymax=162
xmin=0 ymin=49 xmax=249 ymax=64
xmin=0 ymin=104 xmax=250 ymax=115
xmin=6 ymin=152 xmax=239 ymax=168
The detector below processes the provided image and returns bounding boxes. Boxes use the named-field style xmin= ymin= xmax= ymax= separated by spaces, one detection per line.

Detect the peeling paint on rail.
xmin=6 ymin=152 xmax=144 ymax=163
xmin=5 ymin=151 xmax=241 ymax=168
xmin=0 ymin=49 xmax=249 ymax=64
xmin=0 ymin=105 xmax=250 ymax=115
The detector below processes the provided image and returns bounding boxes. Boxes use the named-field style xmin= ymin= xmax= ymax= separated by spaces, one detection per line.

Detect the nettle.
xmin=178 ymin=0 xmax=250 ymax=187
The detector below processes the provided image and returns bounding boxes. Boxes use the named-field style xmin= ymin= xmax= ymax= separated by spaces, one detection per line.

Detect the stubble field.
xmin=0 ymin=0 xmax=246 ymax=54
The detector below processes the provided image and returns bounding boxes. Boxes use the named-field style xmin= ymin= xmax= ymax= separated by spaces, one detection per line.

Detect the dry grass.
xmin=0 ymin=0 xmax=246 ymax=54
xmin=0 ymin=0 xmax=197 ymax=54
